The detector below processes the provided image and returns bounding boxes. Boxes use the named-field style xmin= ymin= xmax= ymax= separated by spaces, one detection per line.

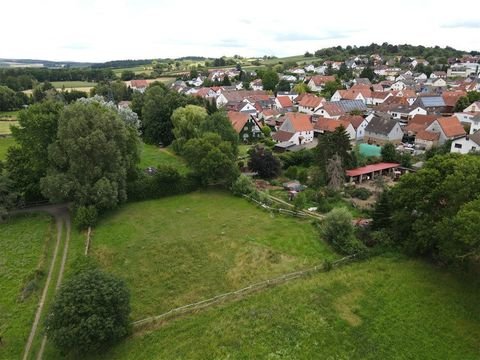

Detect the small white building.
xmin=450 ymin=131 xmax=480 ymax=154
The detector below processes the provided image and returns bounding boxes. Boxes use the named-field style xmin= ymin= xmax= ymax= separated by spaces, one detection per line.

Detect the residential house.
xmin=450 ymin=131 xmax=480 ymax=154
xmin=391 ymin=80 xmax=407 ymax=91
xmin=307 ymin=75 xmax=336 ymax=92
xmin=371 ymin=91 xmax=393 ymax=105
xmin=415 ymin=130 xmax=440 ymax=150
xmin=304 ymin=64 xmax=315 ymax=72
xmin=339 ymin=115 xmax=370 ymax=140
xmin=314 ymin=118 xmax=356 ymax=140
xmin=430 ymin=71 xmax=447 ymax=79
xmin=227 ymin=111 xmax=263 ymax=142
xmin=275 ymin=96 xmax=295 ymax=112
xmin=353 ymin=78 xmax=372 ymax=86
xmin=226 ymin=101 xmax=257 ymax=114
xmin=281 ymin=75 xmax=297 ymax=82
xmin=464 ymin=101 xmax=480 ymax=112
xmin=454 ymin=112 xmax=480 ymax=134
xmin=413 ymin=96 xmax=449 ymax=114
xmin=414 ymin=73 xmax=428 ymax=81
xmin=216 ymin=90 xmax=268 ymax=108
xmin=364 ymin=114 xmax=404 ymax=145
xmin=250 ymin=79 xmax=263 ymax=91
xmin=130 ymin=79 xmax=148 ymax=93
xmin=331 ymin=85 xmax=372 ymax=105
xmin=297 ymin=94 xmax=325 ymax=114
xmin=315 ymin=100 xmax=367 ymax=118
xmin=388 ymin=105 xmax=427 ymax=122
xmin=410 ymin=59 xmax=430 ymax=68
xmin=314 ymin=66 xmax=327 ymax=74
xmin=272 ymin=113 xmax=314 ymax=145
xmin=404 ymin=114 xmax=439 ymax=136
xmin=425 ymin=116 xmax=466 ymax=144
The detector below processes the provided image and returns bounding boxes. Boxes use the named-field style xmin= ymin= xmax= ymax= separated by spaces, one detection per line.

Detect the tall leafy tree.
xmin=182 ymin=133 xmax=239 ymax=186
xmin=6 ymin=101 xmax=63 ymax=201
xmin=248 ymin=145 xmax=281 ymax=179
xmin=41 ymin=101 xmax=140 ymax=210
xmin=261 ymin=69 xmax=279 ymax=91
xmin=171 ymin=105 xmax=208 ymax=152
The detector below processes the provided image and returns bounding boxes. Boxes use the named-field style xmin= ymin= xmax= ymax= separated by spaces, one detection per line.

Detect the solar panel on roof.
xmin=421 ymin=97 xmax=445 ymax=107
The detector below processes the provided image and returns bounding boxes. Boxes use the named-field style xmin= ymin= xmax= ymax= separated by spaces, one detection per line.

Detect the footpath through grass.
xmin=84 ymin=255 xmax=480 ymax=359
xmin=0 ymin=214 xmax=54 ymax=360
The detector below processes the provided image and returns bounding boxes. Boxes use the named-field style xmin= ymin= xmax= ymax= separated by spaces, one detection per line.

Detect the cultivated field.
xmin=0 ymin=214 xmax=54 ymax=359
xmin=50 ymin=81 xmax=96 ymax=89
xmin=0 ymin=136 xmax=15 ymax=160
xmin=0 ymin=110 xmax=20 ymax=120
xmin=139 ymin=143 xmax=188 ymax=173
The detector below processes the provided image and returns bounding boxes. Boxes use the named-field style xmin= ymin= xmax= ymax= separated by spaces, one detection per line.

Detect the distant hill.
xmin=0 ymin=58 xmax=94 ymax=69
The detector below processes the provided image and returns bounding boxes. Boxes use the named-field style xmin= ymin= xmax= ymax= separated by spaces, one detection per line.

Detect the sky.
xmin=1 ymin=0 xmax=480 ymax=62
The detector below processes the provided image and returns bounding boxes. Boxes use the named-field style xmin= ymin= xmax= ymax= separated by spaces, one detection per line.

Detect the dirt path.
xmin=36 ymin=213 xmax=71 ymax=359
xmin=17 ymin=205 xmax=71 ymax=360
xmin=22 ymin=217 xmax=63 ymax=360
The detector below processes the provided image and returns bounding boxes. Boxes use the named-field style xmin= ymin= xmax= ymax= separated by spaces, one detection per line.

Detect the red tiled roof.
xmin=276 ymin=96 xmax=293 ymax=108
xmin=227 ymin=111 xmax=251 ymax=134
xmin=442 ymin=91 xmax=467 ymax=107
xmin=285 ymin=113 xmax=313 ymax=132
xmin=298 ymin=94 xmax=324 ymax=108
xmin=339 ymin=115 xmax=364 ymax=129
xmin=314 ymin=118 xmax=351 ymax=132
xmin=405 ymin=114 xmax=439 ymax=134
xmin=131 ymin=79 xmax=148 ymax=88
xmin=321 ymin=103 xmax=344 ymax=116
xmin=437 ymin=116 xmax=466 ymax=138
xmin=346 ymin=163 xmax=400 ymax=177
xmin=311 ymin=75 xmax=336 ymax=86
xmin=416 ymin=130 xmax=440 ymax=141
xmin=272 ymin=130 xmax=294 ymax=142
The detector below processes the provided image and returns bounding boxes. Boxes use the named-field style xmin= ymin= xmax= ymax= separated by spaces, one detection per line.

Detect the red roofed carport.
xmin=346 ymin=162 xmax=400 ymax=183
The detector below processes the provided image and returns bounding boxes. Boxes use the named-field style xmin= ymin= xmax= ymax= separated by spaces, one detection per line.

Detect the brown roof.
xmin=339 ymin=115 xmax=364 ymax=129
xmin=405 ymin=114 xmax=439 ymax=134
xmin=442 ymin=91 xmax=467 ymax=107
xmin=437 ymin=116 xmax=466 ymax=138
xmin=222 ymin=90 xmax=268 ymax=103
xmin=298 ymin=94 xmax=324 ymax=108
xmin=285 ymin=113 xmax=313 ymax=132
xmin=272 ymin=130 xmax=294 ymax=142
xmin=416 ymin=130 xmax=440 ymax=141
xmin=321 ymin=103 xmax=344 ymax=117
xmin=130 ymin=79 xmax=148 ymax=88
xmin=227 ymin=111 xmax=251 ymax=134
xmin=311 ymin=75 xmax=336 ymax=86
xmin=371 ymin=91 xmax=390 ymax=100
xmin=276 ymin=96 xmax=293 ymax=108
xmin=314 ymin=118 xmax=351 ymax=132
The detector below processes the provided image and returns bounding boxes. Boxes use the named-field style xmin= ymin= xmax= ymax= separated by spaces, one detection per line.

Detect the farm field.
xmin=0 ymin=136 xmax=15 ymax=160
xmin=139 ymin=143 xmax=188 ymax=173
xmin=50 ymin=81 xmax=96 ymax=89
xmin=0 ymin=110 xmax=20 ymax=120
xmin=0 ymin=214 xmax=54 ymax=360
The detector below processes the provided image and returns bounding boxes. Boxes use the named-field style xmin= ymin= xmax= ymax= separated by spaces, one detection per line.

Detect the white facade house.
xmin=272 ymin=113 xmax=314 ymax=145
xmin=464 ymin=102 xmax=480 ymax=113
xmin=450 ymin=131 xmax=480 ymax=154
xmin=391 ymin=81 xmax=407 ymax=91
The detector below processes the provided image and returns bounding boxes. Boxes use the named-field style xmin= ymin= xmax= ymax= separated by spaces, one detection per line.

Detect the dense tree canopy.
xmin=248 ymin=145 xmax=281 ymax=179
xmin=6 ymin=101 xmax=63 ymax=201
xmin=376 ymin=154 xmax=480 ymax=264
xmin=40 ymin=101 xmax=140 ymax=209
xmin=261 ymin=69 xmax=280 ymax=91
xmin=45 ymin=268 xmax=130 ymax=355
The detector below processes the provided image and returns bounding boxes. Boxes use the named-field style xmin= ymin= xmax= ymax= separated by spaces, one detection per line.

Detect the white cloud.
xmin=1 ymin=0 xmax=479 ymax=62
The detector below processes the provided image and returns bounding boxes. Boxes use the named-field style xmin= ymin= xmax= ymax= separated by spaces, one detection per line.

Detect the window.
xmin=472 ymin=147 xmax=477 ymax=151
xmin=454 ymin=143 xmax=462 ymax=149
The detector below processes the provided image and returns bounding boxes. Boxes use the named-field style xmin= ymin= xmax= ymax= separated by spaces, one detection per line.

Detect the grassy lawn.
xmin=84 ymin=191 xmax=334 ymax=321
xmin=50 ymin=81 xmax=96 ymax=88
xmin=139 ymin=143 xmax=188 ymax=173
xmin=0 ymin=110 xmax=20 ymax=120
xmin=0 ymin=121 xmax=18 ymax=135
xmin=68 ymin=255 xmax=480 ymax=359
xmin=0 ymin=214 xmax=54 ymax=359
xmin=113 ymin=66 xmax=153 ymax=76
xmin=0 ymin=136 xmax=15 ymax=160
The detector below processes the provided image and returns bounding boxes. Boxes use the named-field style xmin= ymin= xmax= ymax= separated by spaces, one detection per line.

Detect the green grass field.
xmin=0 ymin=110 xmax=20 ymax=120
xmin=85 ymin=191 xmax=334 ymax=320
xmin=62 ymin=255 xmax=480 ymax=359
xmin=0 ymin=136 xmax=15 ymax=160
xmin=139 ymin=143 xmax=188 ymax=173
xmin=50 ymin=81 xmax=96 ymax=89
xmin=113 ymin=66 xmax=153 ymax=76
xmin=0 ymin=214 xmax=54 ymax=360
xmin=0 ymin=121 xmax=18 ymax=135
